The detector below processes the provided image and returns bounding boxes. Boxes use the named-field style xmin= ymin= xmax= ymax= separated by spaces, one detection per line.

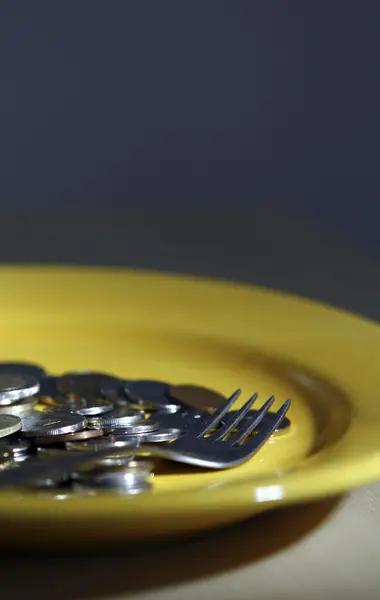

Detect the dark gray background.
xmin=1 ymin=2 xmax=379 ymax=320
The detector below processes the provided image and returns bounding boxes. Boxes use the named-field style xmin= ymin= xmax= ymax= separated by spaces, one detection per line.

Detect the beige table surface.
xmin=1 ymin=482 xmax=380 ymax=600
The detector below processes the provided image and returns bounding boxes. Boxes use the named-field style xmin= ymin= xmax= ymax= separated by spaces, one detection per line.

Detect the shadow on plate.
xmin=0 ymin=495 xmax=343 ymax=598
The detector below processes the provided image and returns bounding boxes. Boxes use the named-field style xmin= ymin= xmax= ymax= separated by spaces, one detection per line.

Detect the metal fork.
xmin=128 ymin=389 xmax=291 ymax=469
xmin=0 ymin=391 xmax=290 ymax=487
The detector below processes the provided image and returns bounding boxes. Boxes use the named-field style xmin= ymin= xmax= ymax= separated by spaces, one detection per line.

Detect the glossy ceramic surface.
xmin=0 ymin=266 xmax=379 ymax=551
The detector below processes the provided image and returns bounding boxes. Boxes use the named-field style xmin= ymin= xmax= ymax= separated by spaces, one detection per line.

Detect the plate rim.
xmin=0 ymin=264 xmax=380 ymax=516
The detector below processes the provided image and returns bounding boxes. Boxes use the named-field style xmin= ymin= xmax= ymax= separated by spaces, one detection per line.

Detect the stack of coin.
xmin=0 ymin=362 xmax=291 ymax=496
xmin=0 ymin=364 xmax=42 ymax=420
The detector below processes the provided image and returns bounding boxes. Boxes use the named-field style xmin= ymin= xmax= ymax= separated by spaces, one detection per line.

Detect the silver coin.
xmin=0 ymin=447 xmax=105 ymax=489
xmin=38 ymin=376 xmax=62 ymax=398
xmin=19 ymin=410 xmax=45 ymax=429
xmin=124 ymin=380 xmax=181 ymax=413
xmin=0 ymin=447 xmax=25 ymax=464
xmin=57 ymin=371 xmax=119 ymax=400
xmin=125 ymin=379 xmax=170 ymax=400
xmin=27 ymin=410 xmax=66 ymax=431
xmin=92 ymin=457 xmax=154 ymax=473
xmin=0 ymin=362 xmax=46 ymax=380
xmin=65 ymin=436 xmax=139 ymax=452
xmin=73 ymin=476 xmax=152 ymax=495
xmin=150 ymin=409 xmax=204 ymax=429
xmin=106 ymin=421 xmax=160 ymax=435
xmin=121 ymin=459 xmax=154 ymax=477
xmin=0 ymin=415 xmax=22 ymax=438
xmin=33 ymin=428 xmax=105 ymax=446
xmin=12 ymin=454 xmax=30 ymax=464
xmin=70 ymin=460 xmax=152 ymax=486
xmin=22 ymin=413 xmax=87 ymax=437
xmin=101 ymin=378 xmax=132 ymax=406
xmin=90 ymin=411 xmax=147 ymax=430
xmin=81 ymin=456 xmax=134 ymax=470
xmin=142 ymin=428 xmax=181 ymax=443
xmin=63 ymin=397 xmax=114 ymax=416
xmin=87 ymin=407 xmax=145 ymax=429
xmin=73 ymin=470 xmax=153 ymax=494
xmin=73 ymin=457 xmax=153 ymax=477
xmin=3 ymin=435 xmax=32 ymax=455
xmin=0 ymin=396 xmax=37 ymax=418
xmin=0 ymin=374 xmax=40 ymax=405
xmin=38 ymin=380 xmax=70 ymax=409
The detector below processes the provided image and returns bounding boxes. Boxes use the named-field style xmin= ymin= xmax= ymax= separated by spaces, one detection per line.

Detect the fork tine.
xmin=197 ymin=389 xmax=241 ymax=437
xmin=232 ymin=397 xmax=291 ymax=445
xmin=228 ymin=396 xmax=275 ymax=445
xmin=208 ymin=393 xmax=258 ymax=441
xmin=242 ymin=399 xmax=292 ymax=457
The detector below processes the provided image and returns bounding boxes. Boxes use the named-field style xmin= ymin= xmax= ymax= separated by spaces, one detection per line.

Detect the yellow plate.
xmin=1 ymin=266 xmax=380 ymax=552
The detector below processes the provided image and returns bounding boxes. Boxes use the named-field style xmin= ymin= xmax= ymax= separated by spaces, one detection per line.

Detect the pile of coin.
xmin=0 ymin=362 xmax=290 ymax=497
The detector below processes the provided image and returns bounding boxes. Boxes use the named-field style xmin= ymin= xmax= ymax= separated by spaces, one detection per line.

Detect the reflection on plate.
xmin=0 ymin=266 xmax=379 ymax=552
